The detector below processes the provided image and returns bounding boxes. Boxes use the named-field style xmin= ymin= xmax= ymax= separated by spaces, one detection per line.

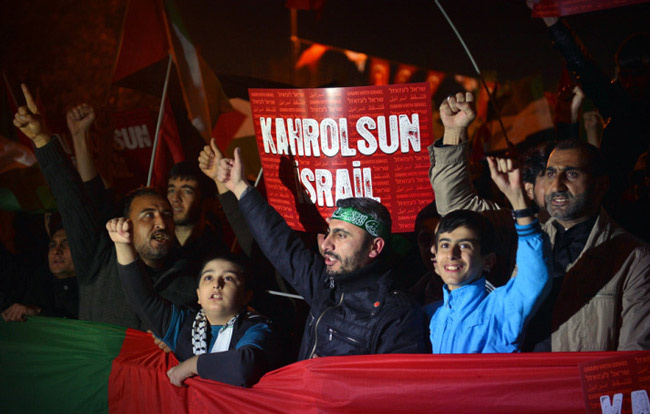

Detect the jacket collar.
xmin=442 ymin=276 xmax=488 ymax=311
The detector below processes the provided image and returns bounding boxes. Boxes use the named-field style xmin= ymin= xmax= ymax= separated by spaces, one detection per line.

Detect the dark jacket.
xmin=118 ymin=259 xmax=277 ymax=387
xmin=35 ymin=139 xmax=198 ymax=329
xmin=238 ymin=188 xmax=430 ymax=360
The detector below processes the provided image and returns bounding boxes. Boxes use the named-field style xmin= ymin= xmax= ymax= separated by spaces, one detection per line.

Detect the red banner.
xmin=249 ymin=83 xmax=434 ymax=233
xmin=532 ymin=0 xmax=650 ymax=17
xmin=108 ymin=328 xmax=650 ymax=413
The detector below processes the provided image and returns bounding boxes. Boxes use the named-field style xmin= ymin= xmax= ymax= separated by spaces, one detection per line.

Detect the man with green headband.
xmin=199 ymin=147 xmax=430 ymax=360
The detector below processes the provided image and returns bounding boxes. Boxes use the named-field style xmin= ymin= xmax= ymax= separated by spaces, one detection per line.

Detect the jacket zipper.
xmin=328 ymin=327 xmax=361 ymax=345
xmin=308 ymin=291 xmax=345 ymax=358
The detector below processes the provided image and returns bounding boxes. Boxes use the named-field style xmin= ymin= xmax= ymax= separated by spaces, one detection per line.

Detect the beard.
xmin=544 ymin=190 xmax=591 ymax=221
xmin=135 ymin=231 xmax=172 ymax=262
xmin=324 ymin=243 xmax=373 ymax=276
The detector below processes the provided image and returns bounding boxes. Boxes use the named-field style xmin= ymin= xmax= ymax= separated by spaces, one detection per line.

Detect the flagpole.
xmin=147 ymin=53 xmax=174 ymax=186
xmin=433 ymin=0 xmax=512 ymax=150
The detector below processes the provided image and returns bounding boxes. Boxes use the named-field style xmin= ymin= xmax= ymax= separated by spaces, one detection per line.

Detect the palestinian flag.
xmin=484 ymin=75 xmax=555 ymax=153
xmin=2 ymin=316 xmax=647 ymax=413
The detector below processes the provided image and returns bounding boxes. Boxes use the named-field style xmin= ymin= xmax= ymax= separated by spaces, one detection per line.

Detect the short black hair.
xmin=122 ymin=187 xmax=165 ymax=217
xmin=522 ymin=141 xmax=555 ymax=184
xmin=197 ymin=252 xmax=252 ymax=291
xmin=552 ymin=139 xmax=607 ymax=177
xmin=168 ymin=161 xmax=213 ymax=200
xmin=335 ymin=197 xmax=392 ymax=234
xmin=414 ymin=201 xmax=440 ymax=233
xmin=436 ymin=210 xmax=495 ymax=256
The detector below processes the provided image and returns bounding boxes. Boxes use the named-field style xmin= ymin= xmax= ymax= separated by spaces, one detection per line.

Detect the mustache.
xmin=323 ymin=252 xmax=341 ymax=262
xmin=546 ymin=191 xmax=571 ymax=199
xmin=151 ymin=230 xmax=170 ymax=240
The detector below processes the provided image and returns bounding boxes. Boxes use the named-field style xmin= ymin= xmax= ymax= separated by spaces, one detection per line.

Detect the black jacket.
xmin=238 ymin=188 xmax=430 ymax=360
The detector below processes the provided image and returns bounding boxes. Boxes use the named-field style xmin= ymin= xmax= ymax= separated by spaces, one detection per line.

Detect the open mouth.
xmin=444 ymin=264 xmax=463 ymax=272
xmin=209 ymin=293 xmax=222 ymax=300
xmin=152 ymin=232 xmax=169 ymax=242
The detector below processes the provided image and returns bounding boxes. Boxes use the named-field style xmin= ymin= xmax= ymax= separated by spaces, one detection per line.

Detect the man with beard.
xmin=429 ymin=92 xmax=650 ymax=350
xmin=534 ymin=139 xmax=650 ymax=351
xmin=167 ymin=161 xmax=228 ymax=264
xmin=199 ymin=146 xmax=430 ymax=359
xmin=13 ymin=84 xmax=198 ymax=329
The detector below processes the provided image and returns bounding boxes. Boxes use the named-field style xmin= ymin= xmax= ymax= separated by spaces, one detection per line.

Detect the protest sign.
xmin=249 ymin=83 xmax=434 ymax=233
xmin=580 ymin=353 xmax=650 ymax=413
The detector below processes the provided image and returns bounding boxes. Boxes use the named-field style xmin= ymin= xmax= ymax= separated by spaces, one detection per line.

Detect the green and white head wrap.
xmin=330 ymin=207 xmax=391 ymax=239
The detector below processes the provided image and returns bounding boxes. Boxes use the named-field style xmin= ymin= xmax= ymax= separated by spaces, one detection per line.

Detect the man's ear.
xmin=368 ymin=237 xmax=386 ymax=259
xmin=524 ymin=182 xmax=535 ymax=202
xmin=482 ymin=252 xmax=496 ymax=273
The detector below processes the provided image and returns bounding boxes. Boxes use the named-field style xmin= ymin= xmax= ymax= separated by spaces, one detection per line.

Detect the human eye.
xmin=224 ymin=275 xmax=235 ymax=282
xmin=203 ymin=275 xmax=212 ymax=282
xmin=545 ymin=169 xmax=555 ymax=178
xmin=460 ymin=243 xmax=472 ymax=250
xmin=61 ymin=240 xmax=69 ymax=248
xmin=439 ymin=242 xmax=449 ymax=249
xmin=167 ymin=188 xmax=174 ymax=195
xmin=184 ymin=189 xmax=193 ymax=195
xmin=566 ymin=170 xmax=580 ymax=180
xmin=48 ymin=241 xmax=56 ymax=249
xmin=143 ymin=212 xmax=153 ymax=219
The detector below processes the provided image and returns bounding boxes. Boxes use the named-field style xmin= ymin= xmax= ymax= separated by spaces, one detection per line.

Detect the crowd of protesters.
xmin=1 ymin=11 xmax=649 ymax=388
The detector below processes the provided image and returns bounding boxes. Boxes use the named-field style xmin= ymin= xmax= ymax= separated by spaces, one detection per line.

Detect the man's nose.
xmin=321 ymin=233 xmax=334 ymax=252
xmin=154 ymin=214 xmax=166 ymax=229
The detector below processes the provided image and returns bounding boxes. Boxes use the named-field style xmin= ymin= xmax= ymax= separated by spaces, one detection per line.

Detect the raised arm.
xmin=204 ymin=147 xmax=324 ymax=303
xmin=107 ymin=217 xmax=175 ymax=339
xmin=487 ymin=156 xmax=551 ymax=334
xmin=67 ymin=103 xmax=98 ymax=182
xmin=430 ymin=92 xmax=502 ymax=215
xmin=14 ymin=84 xmax=103 ymax=285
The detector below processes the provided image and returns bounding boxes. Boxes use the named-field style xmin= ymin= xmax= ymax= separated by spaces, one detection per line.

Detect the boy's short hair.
xmin=522 ymin=141 xmax=555 ymax=185
xmin=435 ymin=210 xmax=495 ymax=256
xmin=168 ymin=161 xmax=213 ymax=201
xmin=414 ymin=201 xmax=440 ymax=233
xmin=198 ymin=252 xmax=253 ymax=291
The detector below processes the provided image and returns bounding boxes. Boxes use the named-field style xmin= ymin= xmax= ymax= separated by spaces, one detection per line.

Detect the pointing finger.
xmin=21 ymin=84 xmax=39 ymax=115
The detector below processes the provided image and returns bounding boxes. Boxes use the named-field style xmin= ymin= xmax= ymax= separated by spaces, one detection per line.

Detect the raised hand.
xmin=216 ymin=147 xmax=249 ymax=199
xmin=440 ymin=92 xmax=476 ymax=145
xmin=12 ymin=84 xmax=50 ymax=147
xmin=106 ymin=217 xmax=133 ymax=245
xmin=487 ymin=156 xmax=528 ymax=211
xmin=198 ymin=138 xmax=223 ymax=182
xmin=67 ymin=103 xmax=95 ymax=137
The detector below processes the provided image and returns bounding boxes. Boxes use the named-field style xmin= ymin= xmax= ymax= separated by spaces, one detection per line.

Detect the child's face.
xmin=434 ymin=225 xmax=489 ymax=291
xmin=196 ymin=259 xmax=249 ymax=325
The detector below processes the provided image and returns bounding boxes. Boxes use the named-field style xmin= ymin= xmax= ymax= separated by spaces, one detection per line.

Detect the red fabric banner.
xmin=108 ymin=329 xmax=650 ymax=413
xmin=249 ymin=83 xmax=434 ymax=233
xmin=112 ymin=0 xmax=169 ymax=82
xmin=532 ymin=0 xmax=650 ymax=17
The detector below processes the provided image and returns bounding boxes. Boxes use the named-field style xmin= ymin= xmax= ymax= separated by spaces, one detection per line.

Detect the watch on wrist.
xmin=511 ymin=207 xmax=536 ymax=219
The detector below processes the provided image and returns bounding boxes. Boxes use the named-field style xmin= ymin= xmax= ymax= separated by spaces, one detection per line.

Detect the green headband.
xmin=330 ymin=207 xmax=391 ymax=239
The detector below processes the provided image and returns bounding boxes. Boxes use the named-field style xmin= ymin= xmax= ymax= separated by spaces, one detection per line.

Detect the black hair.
xmin=436 ymin=209 xmax=495 ymax=256
xmin=335 ymin=197 xmax=392 ymax=233
xmin=414 ymin=201 xmax=440 ymax=233
xmin=197 ymin=252 xmax=252 ymax=291
xmin=168 ymin=161 xmax=213 ymax=201
xmin=552 ymin=139 xmax=608 ymax=177
xmin=522 ymin=141 xmax=555 ymax=184
xmin=122 ymin=187 xmax=165 ymax=218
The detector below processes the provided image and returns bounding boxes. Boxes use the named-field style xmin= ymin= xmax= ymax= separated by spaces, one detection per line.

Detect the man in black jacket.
xmin=199 ymin=146 xmax=430 ymax=360
xmin=13 ymin=84 xmax=198 ymax=330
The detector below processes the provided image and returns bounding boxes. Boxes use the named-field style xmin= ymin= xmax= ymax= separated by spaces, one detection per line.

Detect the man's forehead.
xmin=51 ymin=229 xmax=67 ymax=241
xmin=132 ymin=194 xmax=170 ymax=212
xmin=168 ymin=177 xmax=199 ymax=189
xmin=547 ymin=148 xmax=590 ymax=170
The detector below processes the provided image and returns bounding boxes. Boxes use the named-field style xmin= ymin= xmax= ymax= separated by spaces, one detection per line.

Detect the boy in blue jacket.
xmin=425 ymin=157 xmax=551 ymax=353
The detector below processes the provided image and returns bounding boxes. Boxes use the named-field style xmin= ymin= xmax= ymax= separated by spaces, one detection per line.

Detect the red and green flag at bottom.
xmin=1 ymin=316 xmax=648 ymax=413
